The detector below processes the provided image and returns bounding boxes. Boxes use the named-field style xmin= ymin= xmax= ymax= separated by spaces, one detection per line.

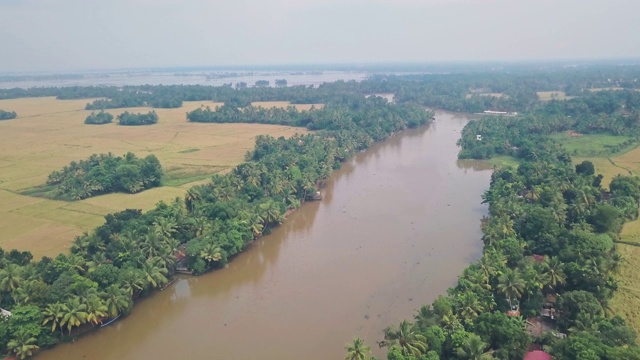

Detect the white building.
xmin=0 ymin=308 xmax=11 ymax=318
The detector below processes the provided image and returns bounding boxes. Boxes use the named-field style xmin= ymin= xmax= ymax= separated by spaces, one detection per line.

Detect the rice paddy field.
xmin=0 ymin=97 xmax=314 ymax=258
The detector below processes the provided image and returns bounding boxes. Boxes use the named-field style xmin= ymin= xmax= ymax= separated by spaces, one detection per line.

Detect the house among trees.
xmin=0 ymin=308 xmax=11 ymax=317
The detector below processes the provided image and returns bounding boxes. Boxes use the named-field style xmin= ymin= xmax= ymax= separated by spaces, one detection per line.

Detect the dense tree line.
xmin=187 ymin=96 xmax=429 ymax=142
xmin=1 ymin=63 xmax=638 ymax=115
xmin=0 ymin=109 xmax=17 ymax=120
xmin=46 ymin=153 xmax=162 ymax=200
xmin=84 ymin=111 xmax=114 ymax=125
xmin=117 ymin=111 xmax=158 ymax=126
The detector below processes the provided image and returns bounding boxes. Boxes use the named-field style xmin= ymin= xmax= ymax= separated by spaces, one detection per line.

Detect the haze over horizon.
xmin=1 ymin=0 xmax=639 ymax=73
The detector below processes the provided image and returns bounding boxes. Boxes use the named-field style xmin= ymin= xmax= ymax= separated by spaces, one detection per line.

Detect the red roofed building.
xmin=524 ymin=350 xmax=552 ymax=360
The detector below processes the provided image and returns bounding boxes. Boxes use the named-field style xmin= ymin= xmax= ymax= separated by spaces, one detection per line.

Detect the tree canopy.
xmin=0 ymin=109 xmax=17 ymax=120
xmin=46 ymin=153 xmax=163 ymax=200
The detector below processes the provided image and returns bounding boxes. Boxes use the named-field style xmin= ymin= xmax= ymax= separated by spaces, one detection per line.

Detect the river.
xmin=37 ymin=111 xmax=492 ymax=360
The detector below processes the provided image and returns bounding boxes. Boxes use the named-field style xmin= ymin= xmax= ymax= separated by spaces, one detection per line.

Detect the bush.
xmin=84 ymin=111 xmax=114 ymax=125
xmin=117 ymin=111 xmax=158 ymax=126
xmin=0 ymin=109 xmax=17 ymax=120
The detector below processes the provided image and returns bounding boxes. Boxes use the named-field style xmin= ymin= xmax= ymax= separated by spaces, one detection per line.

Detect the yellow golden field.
xmin=0 ymin=97 xmax=311 ymax=258
xmin=611 ymin=244 xmax=640 ymax=331
xmin=573 ymin=157 xmax=630 ymax=191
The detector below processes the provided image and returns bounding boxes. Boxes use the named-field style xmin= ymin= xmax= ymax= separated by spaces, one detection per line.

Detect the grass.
xmin=0 ymin=97 xmax=311 ymax=257
xmin=550 ymin=133 xmax=635 ymax=157
xmin=536 ymin=91 xmax=572 ymax=101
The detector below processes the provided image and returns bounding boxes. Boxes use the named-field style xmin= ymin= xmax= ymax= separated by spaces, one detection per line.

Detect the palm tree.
xmin=259 ymin=200 xmax=283 ymax=226
xmin=120 ymin=269 xmax=147 ymax=297
xmin=11 ymin=279 xmax=42 ymax=305
xmin=102 ymin=285 xmax=132 ymax=318
xmin=441 ymin=311 xmax=462 ymax=333
xmin=414 ymin=304 xmax=434 ymax=330
xmin=345 ymin=338 xmax=372 ymax=360
xmin=200 ymin=243 xmax=224 ymax=267
xmin=457 ymin=292 xmax=485 ymax=324
xmin=542 ymin=256 xmax=566 ymax=291
xmin=141 ymin=258 xmax=169 ymax=289
xmin=456 ymin=334 xmax=494 ymax=360
xmin=466 ymin=270 xmax=491 ymax=292
xmin=191 ymin=216 xmax=211 ymax=237
xmin=153 ymin=218 xmax=176 ymax=240
xmin=67 ymin=254 xmax=88 ymax=274
xmin=85 ymin=252 xmax=108 ymax=274
xmin=156 ymin=244 xmax=177 ymax=270
xmin=61 ymin=297 xmax=88 ymax=334
xmin=185 ymin=188 xmax=201 ymax=212
xmin=7 ymin=330 xmax=40 ymax=360
xmin=524 ymin=185 xmax=542 ymax=202
xmin=497 ymin=268 xmax=525 ymax=310
xmin=381 ymin=320 xmax=428 ymax=356
xmin=608 ymin=252 xmax=624 ymax=274
xmin=140 ymin=231 xmax=163 ymax=259
xmin=0 ymin=263 xmax=24 ymax=293
xmin=85 ymin=295 xmax=108 ymax=326
xmin=70 ymin=234 xmax=91 ymax=257
xmin=42 ymin=302 xmax=65 ymax=335
xmin=478 ymin=257 xmax=497 ymax=286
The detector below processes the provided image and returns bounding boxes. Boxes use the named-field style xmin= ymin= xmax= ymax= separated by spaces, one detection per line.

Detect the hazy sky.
xmin=1 ymin=0 xmax=639 ymax=72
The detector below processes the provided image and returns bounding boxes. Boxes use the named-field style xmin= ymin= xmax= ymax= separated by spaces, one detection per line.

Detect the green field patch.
xmin=81 ymin=186 xmax=188 ymax=212
xmin=550 ymin=133 xmax=636 ymax=157
xmin=163 ymin=173 xmax=216 ymax=187
xmin=162 ymin=164 xmax=228 ymax=187
xmin=20 ymin=183 xmax=68 ymax=200
xmin=11 ymin=200 xmax=105 ymax=229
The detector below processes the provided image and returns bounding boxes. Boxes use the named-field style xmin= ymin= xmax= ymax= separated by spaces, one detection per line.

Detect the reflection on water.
xmin=39 ymin=111 xmax=492 ymax=360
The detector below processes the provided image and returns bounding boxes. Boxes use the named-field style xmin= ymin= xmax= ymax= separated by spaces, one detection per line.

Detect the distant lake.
xmin=0 ymin=70 xmax=368 ymax=89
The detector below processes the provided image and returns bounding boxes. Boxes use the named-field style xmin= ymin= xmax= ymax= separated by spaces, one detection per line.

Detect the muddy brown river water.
xmin=38 ymin=111 xmax=492 ymax=360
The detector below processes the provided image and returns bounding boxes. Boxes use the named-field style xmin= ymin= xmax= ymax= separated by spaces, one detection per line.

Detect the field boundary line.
xmin=607 ymin=157 xmax=634 ymax=176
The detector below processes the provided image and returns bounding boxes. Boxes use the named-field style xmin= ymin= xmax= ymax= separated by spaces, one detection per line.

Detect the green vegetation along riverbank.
xmin=362 ymin=80 xmax=640 ymax=360
xmin=0 ymin=89 xmax=432 ymax=359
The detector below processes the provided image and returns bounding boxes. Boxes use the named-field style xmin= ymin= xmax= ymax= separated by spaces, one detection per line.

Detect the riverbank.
xmin=34 ymin=111 xmax=491 ymax=360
